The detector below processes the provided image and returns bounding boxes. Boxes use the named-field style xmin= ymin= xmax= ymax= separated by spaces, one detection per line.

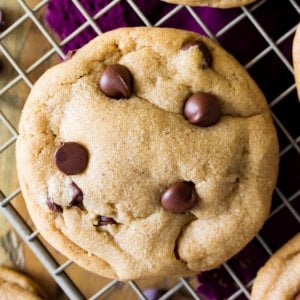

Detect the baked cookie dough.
xmin=251 ymin=233 xmax=300 ymax=300
xmin=293 ymin=24 xmax=300 ymax=100
xmin=0 ymin=266 xmax=45 ymax=300
xmin=161 ymin=0 xmax=257 ymax=8
xmin=17 ymin=27 xmax=279 ymax=280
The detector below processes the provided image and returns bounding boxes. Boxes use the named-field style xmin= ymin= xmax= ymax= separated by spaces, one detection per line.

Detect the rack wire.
xmin=0 ymin=0 xmax=299 ymax=299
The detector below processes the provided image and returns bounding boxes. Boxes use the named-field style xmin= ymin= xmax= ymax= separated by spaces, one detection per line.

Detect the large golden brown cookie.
xmin=17 ymin=27 xmax=279 ymax=280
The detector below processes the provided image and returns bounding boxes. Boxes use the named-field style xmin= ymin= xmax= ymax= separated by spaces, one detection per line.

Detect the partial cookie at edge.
xmin=293 ymin=24 xmax=300 ymax=100
xmin=0 ymin=266 xmax=45 ymax=300
xmin=161 ymin=0 xmax=257 ymax=8
xmin=251 ymin=234 xmax=300 ymax=300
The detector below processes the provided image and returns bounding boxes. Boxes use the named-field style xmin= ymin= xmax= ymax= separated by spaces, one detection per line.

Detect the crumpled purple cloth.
xmin=196 ymin=238 xmax=269 ymax=299
xmin=45 ymin=0 xmax=244 ymax=55
xmin=45 ymin=0 xmax=294 ymax=64
xmin=44 ymin=1 xmax=300 ymax=300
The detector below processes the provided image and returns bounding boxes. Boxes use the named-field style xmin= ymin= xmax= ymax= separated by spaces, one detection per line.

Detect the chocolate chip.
xmin=54 ymin=142 xmax=88 ymax=175
xmin=95 ymin=216 xmax=116 ymax=226
xmin=161 ymin=181 xmax=197 ymax=213
xmin=183 ymin=92 xmax=221 ymax=127
xmin=182 ymin=40 xmax=212 ymax=68
xmin=46 ymin=196 xmax=63 ymax=213
xmin=64 ymin=50 xmax=77 ymax=61
xmin=70 ymin=182 xmax=83 ymax=208
xmin=99 ymin=64 xmax=133 ymax=99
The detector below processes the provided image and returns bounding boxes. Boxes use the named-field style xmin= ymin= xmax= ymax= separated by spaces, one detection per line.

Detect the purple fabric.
xmin=44 ymin=1 xmax=296 ymax=67
xmin=45 ymin=0 xmax=126 ymax=52
xmin=197 ymin=239 xmax=269 ymax=299
xmin=45 ymin=0 xmax=244 ymax=55
xmin=44 ymin=1 xmax=300 ymax=300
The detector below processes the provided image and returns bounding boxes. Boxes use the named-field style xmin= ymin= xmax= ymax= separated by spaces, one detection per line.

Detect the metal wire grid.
xmin=0 ymin=0 xmax=299 ymax=299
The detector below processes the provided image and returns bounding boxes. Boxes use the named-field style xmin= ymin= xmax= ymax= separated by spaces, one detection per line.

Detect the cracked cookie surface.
xmin=0 ymin=266 xmax=45 ymax=300
xmin=251 ymin=234 xmax=300 ymax=300
xmin=17 ymin=27 xmax=279 ymax=280
xmin=161 ymin=0 xmax=257 ymax=8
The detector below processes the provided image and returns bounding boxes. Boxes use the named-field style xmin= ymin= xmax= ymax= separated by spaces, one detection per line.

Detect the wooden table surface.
xmin=0 ymin=1 xmax=196 ymax=299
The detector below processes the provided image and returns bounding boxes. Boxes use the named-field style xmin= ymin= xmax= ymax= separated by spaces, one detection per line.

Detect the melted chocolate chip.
xmin=54 ymin=142 xmax=88 ymax=175
xmin=184 ymin=92 xmax=221 ymax=127
xmin=46 ymin=197 xmax=63 ymax=213
xmin=70 ymin=182 xmax=83 ymax=208
xmin=99 ymin=64 xmax=133 ymax=99
xmin=95 ymin=216 xmax=116 ymax=226
xmin=182 ymin=40 xmax=212 ymax=68
xmin=161 ymin=181 xmax=197 ymax=213
xmin=64 ymin=50 xmax=77 ymax=61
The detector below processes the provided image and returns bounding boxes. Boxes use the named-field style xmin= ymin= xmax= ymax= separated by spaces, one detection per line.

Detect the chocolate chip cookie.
xmin=161 ymin=0 xmax=257 ymax=8
xmin=293 ymin=24 xmax=300 ymax=100
xmin=251 ymin=234 xmax=300 ymax=300
xmin=0 ymin=266 xmax=45 ymax=300
xmin=17 ymin=27 xmax=279 ymax=280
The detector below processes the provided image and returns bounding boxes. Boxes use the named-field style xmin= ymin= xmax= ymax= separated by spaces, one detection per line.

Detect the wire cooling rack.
xmin=0 ymin=0 xmax=299 ymax=299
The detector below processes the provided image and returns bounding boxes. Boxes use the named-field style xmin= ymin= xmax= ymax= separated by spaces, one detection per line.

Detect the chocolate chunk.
xmin=183 ymin=92 xmax=221 ymax=127
xmin=161 ymin=181 xmax=197 ymax=213
xmin=70 ymin=182 xmax=83 ymax=208
xmin=64 ymin=50 xmax=77 ymax=61
xmin=54 ymin=142 xmax=88 ymax=175
xmin=182 ymin=40 xmax=212 ymax=68
xmin=99 ymin=64 xmax=133 ymax=99
xmin=95 ymin=216 xmax=116 ymax=226
xmin=46 ymin=196 xmax=63 ymax=213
